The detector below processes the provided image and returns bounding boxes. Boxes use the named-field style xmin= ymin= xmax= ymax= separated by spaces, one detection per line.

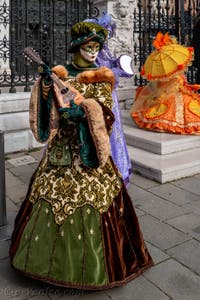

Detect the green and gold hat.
xmin=68 ymin=21 xmax=108 ymax=53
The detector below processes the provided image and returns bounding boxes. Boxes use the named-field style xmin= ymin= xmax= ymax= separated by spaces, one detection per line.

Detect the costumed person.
xmin=131 ymin=32 xmax=200 ymax=134
xmin=84 ymin=13 xmax=133 ymax=185
xmin=9 ymin=21 xmax=153 ymax=290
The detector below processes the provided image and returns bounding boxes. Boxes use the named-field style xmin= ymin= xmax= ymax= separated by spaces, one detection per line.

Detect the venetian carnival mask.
xmin=80 ymin=41 xmax=100 ymax=63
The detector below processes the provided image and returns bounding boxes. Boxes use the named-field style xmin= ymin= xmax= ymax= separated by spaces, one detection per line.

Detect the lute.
xmin=23 ymin=47 xmax=76 ymax=104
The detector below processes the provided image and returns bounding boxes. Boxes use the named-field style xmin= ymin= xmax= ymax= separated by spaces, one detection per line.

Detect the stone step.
xmin=4 ymin=130 xmax=43 ymax=153
xmin=0 ymin=92 xmax=43 ymax=153
xmin=121 ymin=109 xmax=134 ymax=126
xmin=0 ymin=92 xmax=30 ymax=113
xmin=128 ymin=145 xmax=200 ymax=183
xmin=123 ymin=124 xmax=200 ymax=155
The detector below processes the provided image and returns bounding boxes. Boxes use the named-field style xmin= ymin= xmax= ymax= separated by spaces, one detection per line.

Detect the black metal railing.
xmin=133 ymin=0 xmax=200 ymax=86
xmin=0 ymin=0 xmax=99 ymax=93
xmin=2 ymin=1 xmax=200 ymax=90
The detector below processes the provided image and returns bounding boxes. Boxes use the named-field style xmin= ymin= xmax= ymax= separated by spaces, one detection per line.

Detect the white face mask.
xmin=80 ymin=41 xmax=100 ymax=63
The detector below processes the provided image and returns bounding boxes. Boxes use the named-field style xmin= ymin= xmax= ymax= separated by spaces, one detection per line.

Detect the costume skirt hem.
xmin=11 ymin=260 xmax=154 ymax=291
xmin=132 ymin=114 xmax=200 ymax=135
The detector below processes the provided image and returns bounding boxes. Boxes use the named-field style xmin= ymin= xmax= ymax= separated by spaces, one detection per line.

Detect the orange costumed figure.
xmin=131 ymin=32 xmax=200 ymax=134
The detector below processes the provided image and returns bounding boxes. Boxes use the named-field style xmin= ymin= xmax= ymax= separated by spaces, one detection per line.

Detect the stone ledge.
xmin=4 ymin=130 xmax=43 ymax=153
xmin=128 ymin=146 xmax=200 ymax=183
xmin=116 ymin=87 xmax=135 ymax=101
xmin=0 ymin=111 xmax=29 ymax=131
xmin=124 ymin=124 xmax=200 ymax=155
xmin=0 ymin=92 xmax=30 ymax=113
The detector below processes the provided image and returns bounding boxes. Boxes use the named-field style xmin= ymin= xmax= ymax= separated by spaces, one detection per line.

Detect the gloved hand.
xmin=38 ymin=64 xmax=52 ymax=79
xmin=58 ymin=100 xmax=85 ymax=121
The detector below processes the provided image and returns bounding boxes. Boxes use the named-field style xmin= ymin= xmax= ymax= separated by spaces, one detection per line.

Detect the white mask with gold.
xmin=80 ymin=41 xmax=100 ymax=63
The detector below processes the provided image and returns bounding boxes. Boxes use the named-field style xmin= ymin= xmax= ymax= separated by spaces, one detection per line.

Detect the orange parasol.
xmin=141 ymin=32 xmax=194 ymax=81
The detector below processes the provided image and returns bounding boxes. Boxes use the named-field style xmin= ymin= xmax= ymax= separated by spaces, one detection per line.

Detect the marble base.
xmin=128 ymin=146 xmax=200 ymax=183
xmin=122 ymin=110 xmax=200 ymax=183
xmin=124 ymin=124 xmax=200 ymax=155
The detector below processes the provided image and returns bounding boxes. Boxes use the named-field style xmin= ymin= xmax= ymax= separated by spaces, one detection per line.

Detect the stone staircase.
xmin=121 ymin=110 xmax=200 ymax=183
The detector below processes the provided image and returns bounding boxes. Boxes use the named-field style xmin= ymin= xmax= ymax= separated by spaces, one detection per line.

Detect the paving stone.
xmin=0 ymin=224 xmax=12 ymax=241
xmin=135 ymin=208 xmax=146 ymax=217
xmin=0 ymin=239 xmax=10 ymax=259
xmin=134 ymin=193 xmax=189 ymax=221
xmin=6 ymin=181 xmax=28 ymax=205
xmin=7 ymin=211 xmax=17 ymax=237
xmin=131 ymin=173 xmax=160 ymax=189
xmin=5 ymin=170 xmax=23 ymax=188
xmin=145 ymin=242 xmax=169 ymax=265
xmin=0 ymin=259 xmax=107 ymax=300
xmin=6 ymin=198 xmax=18 ymax=213
xmin=128 ymin=183 xmax=153 ymax=201
xmin=183 ymin=201 xmax=200 ymax=216
xmin=194 ymin=173 xmax=200 ymax=180
xmin=29 ymin=148 xmax=44 ymax=161
xmin=30 ymin=163 xmax=40 ymax=171
xmin=27 ymin=296 xmax=50 ymax=300
xmin=149 ymin=183 xmax=200 ymax=206
xmin=9 ymin=165 xmax=34 ymax=185
xmin=8 ymin=156 xmax=37 ymax=167
xmin=139 ymin=215 xmax=189 ymax=250
xmin=166 ymin=239 xmax=200 ymax=276
xmin=0 ymin=259 xmax=55 ymax=300
xmin=166 ymin=213 xmax=200 ymax=235
xmin=144 ymin=259 xmax=200 ymax=300
xmin=5 ymin=160 xmax=13 ymax=170
xmin=172 ymin=177 xmax=200 ymax=196
xmin=106 ymin=275 xmax=170 ymax=300
xmin=6 ymin=152 xmax=27 ymax=160
xmin=49 ymin=290 xmax=107 ymax=300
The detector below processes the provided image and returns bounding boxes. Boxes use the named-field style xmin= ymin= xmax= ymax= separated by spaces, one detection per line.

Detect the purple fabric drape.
xmin=96 ymin=48 xmax=132 ymax=185
xmin=87 ymin=13 xmax=132 ymax=185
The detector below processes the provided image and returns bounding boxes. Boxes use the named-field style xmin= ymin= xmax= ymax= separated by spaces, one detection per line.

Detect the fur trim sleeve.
xmin=29 ymin=79 xmax=59 ymax=143
xmin=76 ymin=67 xmax=115 ymax=90
xmin=51 ymin=65 xmax=68 ymax=79
xmin=81 ymin=98 xmax=111 ymax=167
xmin=97 ymin=101 xmax=115 ymax=133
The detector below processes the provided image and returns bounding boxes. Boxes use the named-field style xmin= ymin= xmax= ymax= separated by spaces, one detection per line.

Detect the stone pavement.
xmin=1 ymin=148 xmax=200 ymax=300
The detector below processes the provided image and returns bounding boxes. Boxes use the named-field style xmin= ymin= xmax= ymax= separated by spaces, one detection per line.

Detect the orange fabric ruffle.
xmin=131 ymin=74 xmax=200 ymax=135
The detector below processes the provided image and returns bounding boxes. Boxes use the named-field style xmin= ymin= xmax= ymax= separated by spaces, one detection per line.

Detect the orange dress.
xmin=131 ymin=74 xmax=200 ymax=134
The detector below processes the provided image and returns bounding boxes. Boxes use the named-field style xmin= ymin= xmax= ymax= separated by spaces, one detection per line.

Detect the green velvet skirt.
xmin=9 ymin=172 xmax=153 ymax=290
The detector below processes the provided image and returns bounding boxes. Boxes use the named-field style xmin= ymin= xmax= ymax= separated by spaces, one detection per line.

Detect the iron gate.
xmin=0 ymin=0 xmax=98 ymax=92
xmin=133 ymin=0 xmax=200 ymax=85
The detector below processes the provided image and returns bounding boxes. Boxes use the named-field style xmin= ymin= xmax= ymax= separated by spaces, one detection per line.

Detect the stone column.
xmin=94 ymin=0 xmax=136 ymax=109
xmin=0 ymin=0 xmax=10 ymax=74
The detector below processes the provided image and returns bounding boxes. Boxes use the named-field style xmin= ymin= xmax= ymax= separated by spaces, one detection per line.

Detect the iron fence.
xmin=0 ymin=0 xmax=99 ymax=93
xmin=1 ymin=1 xmax=200 ymax=90
xmin=133 ymin=0 xmax=200 ymax=86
